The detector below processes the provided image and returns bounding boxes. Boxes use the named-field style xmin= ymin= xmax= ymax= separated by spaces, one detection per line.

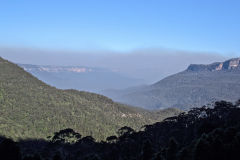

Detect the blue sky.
xmin=0 ymin=0 xmax=240 ymax=55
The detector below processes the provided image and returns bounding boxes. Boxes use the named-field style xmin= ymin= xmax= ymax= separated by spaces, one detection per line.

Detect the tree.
xmin=53 ymin=152 xmax=62 ymax=160
xmin=51 ymin=128 xmax=81 ymax=144
xmin=80 ymin=136 xmax=96 ymax=145
xmin=0 ymin=138 xmax=21 ymax=160
xmin=23 ymin=154 xmax=41 ymax=160
xmin=177 ymin=147 xmax=189 ymax=160
xmin=166 ymin=138 xmax=178 ymax=160
xmin=141 ymin=139 xmax=154 ymax=160
xmin=106 ymin=136 xmax=118 ymax=143
xmin=194 ymin=134 xmax=211 ymax=160
xmin=236 ymin=99 xmax=240 ymax=107
xmin=117 ymin=126 xmax=135 ymax=137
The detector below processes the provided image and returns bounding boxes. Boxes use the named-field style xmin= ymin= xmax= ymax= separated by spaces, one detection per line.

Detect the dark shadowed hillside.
xmin=103 ymin=58 xmax=240 ymax=110
xmin=1 ymin=100 xmax=240 ymax=160
xmin=0 ymin=57 xmax=180 ymax=141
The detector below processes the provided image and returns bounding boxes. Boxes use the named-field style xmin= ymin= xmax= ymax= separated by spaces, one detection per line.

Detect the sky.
xmin=0 ymin=47 xmax=228 ymax=83
xmin=0 ymin=0 xmax=240 ymax=54
xmin=0 ymin=0 xmax=239 ymax=83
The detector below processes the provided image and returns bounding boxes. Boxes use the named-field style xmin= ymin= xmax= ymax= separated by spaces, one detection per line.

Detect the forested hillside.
xmin=0 ymin=57 xmax=180 ymax=140
xmin=103 ymin=58 xmax=240 ymax=110
xmin=0 ymin=100 xmax=239 ymax=160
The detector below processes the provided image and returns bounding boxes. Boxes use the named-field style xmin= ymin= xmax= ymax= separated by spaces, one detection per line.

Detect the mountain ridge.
xmin=186 ymin=57 xmax=240 ymax=72
xmin=19 ymin=64 xmax=108 ymax=73
xmin=103 ymin=58 xmax=240 ymax=110
xmin=18 ymin=64 xmax=145 ymax=92
xmin=0 ymin=57 xmax=180 ymax=140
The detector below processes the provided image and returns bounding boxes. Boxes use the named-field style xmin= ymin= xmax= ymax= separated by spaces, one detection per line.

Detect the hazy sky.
xmin=0 ymin=0 xmax=240 ymax=54
xmin=0 ymin=1 xmax=239 ymax=83
xmin=0 ymin=47 xmax=229 ymax=83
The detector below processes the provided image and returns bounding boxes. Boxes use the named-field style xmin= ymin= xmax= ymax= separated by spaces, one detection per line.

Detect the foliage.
xmin=3 ymin=57 xmax=240 ymax=159
xmin=104 ymin=63 xmax=240 ymax=110
xmin=0 ymin=57 xmax=181 ymax=141
xmin=51 ymin=128 xmax=81 ymax=144
xmin=0 ymin=100 xmax=237 ymax=160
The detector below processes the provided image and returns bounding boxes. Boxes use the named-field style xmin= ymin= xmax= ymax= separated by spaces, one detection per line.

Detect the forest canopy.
xmin=0 ymin=100 xmax=240 ymax=160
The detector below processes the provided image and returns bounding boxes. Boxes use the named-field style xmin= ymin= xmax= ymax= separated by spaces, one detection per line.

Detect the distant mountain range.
xmin=102 ymin=58 xmax=240 ymax=110
xmin=18 ymin=64 xmax=145 ymax=93
xmin=0 ymin=57 xmax=180 ymax=140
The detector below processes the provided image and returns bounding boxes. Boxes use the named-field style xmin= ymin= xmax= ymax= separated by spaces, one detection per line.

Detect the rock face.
xmin=19 ymin=64 xmax=100 ymax=73
xmin=187 ymin=58 xmax=240 ymax=72
xmin=18 ymin=64 xmax=145 ymax=93
xmin=103 ymin=57 xmax=240 ymax=110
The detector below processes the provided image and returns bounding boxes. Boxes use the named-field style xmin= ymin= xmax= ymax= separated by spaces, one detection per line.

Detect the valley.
xmin=0 ymin=57 xmax=180 ymax=141
xmin=103 ymin=58 xmax=240 ymax=110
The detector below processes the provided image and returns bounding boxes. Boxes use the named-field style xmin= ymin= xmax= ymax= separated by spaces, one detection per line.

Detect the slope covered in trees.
xmin=1 ymin=100 xmax=240 ymax=160
xmin=0 ymin=57 xmax=180 ymax=140
xmin=103 ymin=58 xmax=240 ymax=110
